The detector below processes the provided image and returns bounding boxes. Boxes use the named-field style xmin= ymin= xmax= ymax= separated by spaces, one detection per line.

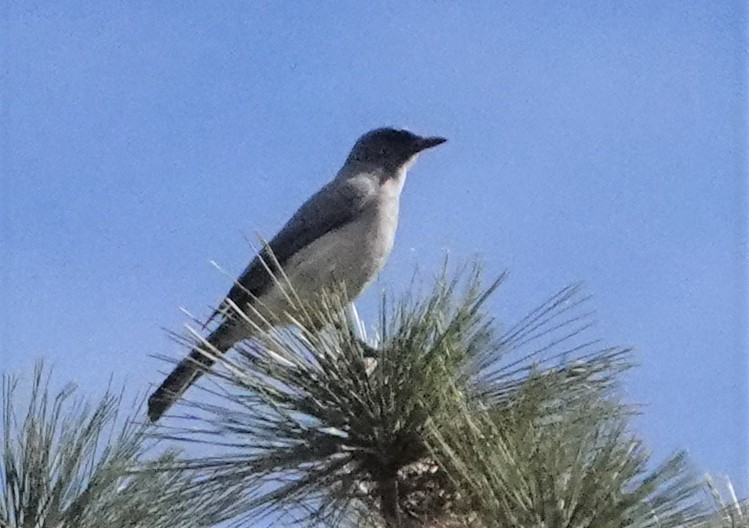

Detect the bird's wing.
xmin=205 ymin=179 xmax=372 ymax=327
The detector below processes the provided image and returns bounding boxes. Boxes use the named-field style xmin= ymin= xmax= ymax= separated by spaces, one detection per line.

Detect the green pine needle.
xmin=0 ymin=362 xmax=237 ymax=528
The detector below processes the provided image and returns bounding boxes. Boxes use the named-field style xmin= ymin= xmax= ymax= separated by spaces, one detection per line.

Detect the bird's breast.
xmin=269 ymin=193 xmax=400 ymax=308
xmin=244 ymin=175 xmax=405 ymax=330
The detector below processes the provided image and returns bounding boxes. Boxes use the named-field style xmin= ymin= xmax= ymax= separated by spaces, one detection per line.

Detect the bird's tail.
xmin=147 ymin=324 xmax=238 ymax=422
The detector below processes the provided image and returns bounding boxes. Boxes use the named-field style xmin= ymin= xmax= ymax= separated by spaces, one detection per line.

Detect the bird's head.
xmin=345 ymin=127 xmax=446 ymax=176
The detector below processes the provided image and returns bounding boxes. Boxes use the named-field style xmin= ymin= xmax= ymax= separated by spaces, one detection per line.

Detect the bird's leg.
xmin=343 ymin=303 xmax=380 ymax=358
xmin=329 ymin=317 xmax=380 ymax=357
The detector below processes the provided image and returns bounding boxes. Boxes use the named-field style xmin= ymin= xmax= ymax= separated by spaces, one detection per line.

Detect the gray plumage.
xmin=147 ymin=128 xmax=446 ymax=422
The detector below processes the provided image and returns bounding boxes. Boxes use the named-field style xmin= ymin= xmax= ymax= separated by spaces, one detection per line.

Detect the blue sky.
xmin=2 ymin=1 xmax=747 ymax=497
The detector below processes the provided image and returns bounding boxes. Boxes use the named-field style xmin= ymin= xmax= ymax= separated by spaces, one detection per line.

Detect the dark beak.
xmin=414 ymin=135 xmax=447 ymax=152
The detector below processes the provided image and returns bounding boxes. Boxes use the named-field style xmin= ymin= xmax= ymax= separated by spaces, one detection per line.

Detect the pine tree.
xmin=143 ymin=264 xmax=743 ymax=527
xmin=1 ymin=264 xmax=744 ymax=527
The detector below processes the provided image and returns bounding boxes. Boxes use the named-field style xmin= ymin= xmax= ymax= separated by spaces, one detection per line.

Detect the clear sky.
xmin=2 ymin=1 xmax=747 ymax=496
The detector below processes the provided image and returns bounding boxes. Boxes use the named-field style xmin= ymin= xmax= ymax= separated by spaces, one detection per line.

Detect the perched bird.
xmin=147 ymin=127 xmax=446 ymax=422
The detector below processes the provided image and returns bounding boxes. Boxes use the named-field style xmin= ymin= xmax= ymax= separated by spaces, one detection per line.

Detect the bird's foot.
xmin=357 ymin=338 xmax=380 ymax=359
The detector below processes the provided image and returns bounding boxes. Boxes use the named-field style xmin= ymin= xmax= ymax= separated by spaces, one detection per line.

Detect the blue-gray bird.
xmin=147 ymin=128 xmax=446 ymax=422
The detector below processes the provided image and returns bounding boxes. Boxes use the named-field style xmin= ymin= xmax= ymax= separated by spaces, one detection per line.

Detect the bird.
xmin=147 ymin=127 xmax=447 ymax=422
